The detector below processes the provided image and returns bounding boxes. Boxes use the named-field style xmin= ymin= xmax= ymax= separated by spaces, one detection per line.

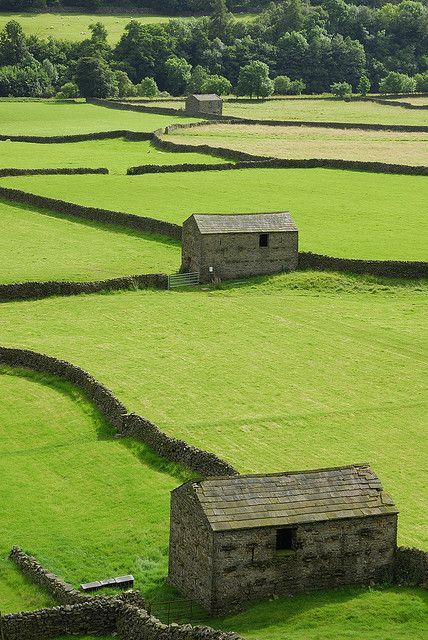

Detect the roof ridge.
xmin=198 ymin=463 xmax=372 ymax=483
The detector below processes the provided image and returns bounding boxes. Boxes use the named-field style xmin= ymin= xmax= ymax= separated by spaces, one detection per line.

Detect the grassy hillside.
xmin=0 ymin=138 xmax=227 ymax=174
xmin=0 ymin=13 xmax=253 ymax=44
xmin=0 ymin=101 xmax=195 ymax=136
xmin=2 ymin=168 xmax=426 ymax=260
xmin=0 ymin=367 xmax=189 ymax=614
xmin=0 ymin=200 xmax=180 ymax=284
xmin=1 ymin=274 xmax=426 ymax=549
xmin=167 ymin=123 xmax=428 ymax=166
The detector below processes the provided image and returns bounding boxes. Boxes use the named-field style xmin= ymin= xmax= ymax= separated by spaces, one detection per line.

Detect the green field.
xmin=0 ymin=100 xmax=195 ymax=136
xmin=0 ymin=367 xmax=189 ymax=614
xmin=2 ymin=168 xmax=426 ymax=260
xmin=0 ymin=12 xmax=253 ymax=44
xmin=0 ymin=199 xmax=180 ymax=284
xmin=222 ymin=98 xmax=428 ymax=127
xmin=1 ymin=274 xmax=426 ymax=549
xmin=0 ymin=138 xmax=225 ymax=174
xmin=167 ymin=123 xmax=428 ymax=166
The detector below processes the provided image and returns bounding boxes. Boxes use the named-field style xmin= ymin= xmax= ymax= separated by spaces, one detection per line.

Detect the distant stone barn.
xmin=185 ymin=94 xmax=223 ymax=117
xmin=181 ymin=212 xmax=298 ymax=283
xmin=168 ymin=464 xmax=398 ymax=615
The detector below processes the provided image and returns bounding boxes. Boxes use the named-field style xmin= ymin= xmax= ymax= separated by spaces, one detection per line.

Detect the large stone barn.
xmin=181 ymin=212 xmax=298 ymax=283
xmin=168 ymin=464 xmax=398 ymax=615
xmin=185 ymin=94 xmax=223 ymax=117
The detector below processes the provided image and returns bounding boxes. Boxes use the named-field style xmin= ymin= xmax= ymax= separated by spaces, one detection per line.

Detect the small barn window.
xmin=259 ymin=233 xmax=269 ymax=247
xmin=276 ymin=528 xmax=295 ymax=551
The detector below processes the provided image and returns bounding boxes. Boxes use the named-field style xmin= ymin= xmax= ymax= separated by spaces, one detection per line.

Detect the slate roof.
xmin=191 ymin=212 xmax=298 ymax=235
xmin=185 ymin=464 xmax=397 ymax=532
xmin=189 ymin=94 xmax=222 ymax=101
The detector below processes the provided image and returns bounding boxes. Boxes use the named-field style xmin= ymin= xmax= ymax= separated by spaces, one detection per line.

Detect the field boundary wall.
xmin=298 ymin=252 xmax=428 ymax=279
xmin=0 ymin=273 xmax=168 ymax=302
xmin=0 ymin=346 xmax=238 ymax=477
xmin=0 ymin=131 xmax=152 ymax=143
xmin=393 ymin=547 xmax=428 ymax=587
xmin=0 ymin=167 xmax=108 ymax=177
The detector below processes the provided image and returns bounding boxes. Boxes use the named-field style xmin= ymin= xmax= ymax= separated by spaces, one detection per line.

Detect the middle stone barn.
xmin=168 ymin=464 xmax=398 ymax=615
xmin=181 ymin=212 xmax=298 ymax=283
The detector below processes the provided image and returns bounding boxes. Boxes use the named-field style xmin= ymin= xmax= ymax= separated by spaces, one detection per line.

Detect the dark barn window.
xmin=276 ymin=528 xmax=295 ymax=551
xmin=259 ymin=233 xmax=269 ymax=247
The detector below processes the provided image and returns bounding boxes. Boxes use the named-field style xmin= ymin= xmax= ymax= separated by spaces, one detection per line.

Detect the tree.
xmin=56 ymin=81 xmax=79 ymax=99
xmin=137 ymin=76 xmax=159 ymax=97
xmin=164 ymin=56 xmax=192 ymax=95
xmin=274 ymin=75 xmax=291 ymax=95
xmin=201 ymin=74 xmax=232 ymax=95
xmin=414 ymin=71 xmax=428 ymax=92
xmin=237 ymin=60 xmax=274 ymax=98
xmin=115 ymin=70 xmax=136 ymax=97
xmin=379 ymin=71 xmax=416 ymax=94
xmin=75 ymin=56 xmax=118 ymax=98
xmin=357 ymin=73 xmax=371 ymax=96
xmin=0 ymin=20 xmax=28 ymax=66
xmin=330 ymin=81 xmax=353 ymax=98
xmin=289 ymin=79 xmax=306 ymax=94
xmin=209 ymin=0 xmax=232 ymax=41
xmin=187 ymin=65 xmax=209 ymax=94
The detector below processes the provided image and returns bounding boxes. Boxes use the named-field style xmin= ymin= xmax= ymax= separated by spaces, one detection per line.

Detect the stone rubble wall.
xmin=394 ymin=547 xmax=428 ymax=587
xmin=0 ymin=130 xmax=152 ymax=143
xmin=0 ymin=347 xmax=238 ymax=477
xmin=298 ymin=251 xmax=428 ymax=279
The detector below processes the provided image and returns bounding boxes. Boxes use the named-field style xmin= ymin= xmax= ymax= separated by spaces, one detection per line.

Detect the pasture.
xmin=167 ymin=123 xmax=428 ymax=166
xmin=0 ymin=12 xmax=253 ymax=44
xmin=221 ymin=98 xmax=428 ymax=127
xmin=2 ymin=168 xmax=426 ymax=260
xmin=0 ymin=200 xmax=180 ymax=284
xmin=1 ymin=274 xmax=426 ymax=549
xmin=0 ymin=138 xmax=225 ymax=174
xmin=0 ymin=100 xmax=195 ymax=136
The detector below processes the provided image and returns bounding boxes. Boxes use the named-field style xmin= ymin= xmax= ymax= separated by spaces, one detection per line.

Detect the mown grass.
xmin=0 ymin=12 xmax=254 ymax=44
xmin=0 ymin=366 xmax=190 ymax=614
xmin=1 ymin=273 xmax=426 ymax=549
xmin=214 ymin=586 xmax=428 ymax=640
xmin=0 ymin=138 xmax=227 ymax=174
xmin=168 ymin=123 xmax=428 ymax=166
xmin=0 ymin=100 xmax=195 ymax=136
xmin=0 ymin=199 xmax=180 ymax=284
xmin=2 ymin=168 xmax=426 ymax=260
xmin=222 ymin=98 xmax=428 ymax=126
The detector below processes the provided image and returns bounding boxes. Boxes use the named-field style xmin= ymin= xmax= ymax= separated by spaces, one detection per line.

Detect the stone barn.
xmin=185 ymin=94 xmax=223 ymax=117
xmin=181 ymin=212 xmax=298 ymax=283
xmin=168 ymin=464 xmax=398 ymax=615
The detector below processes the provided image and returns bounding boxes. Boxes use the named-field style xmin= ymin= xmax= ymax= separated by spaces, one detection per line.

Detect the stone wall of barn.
xmin=210 ymin=514 xmax=397 ymax=614
xmin=197 ymin=231 xmax=299 ymax=283
xmin=168 ymin=484 xmax=214 ymax=612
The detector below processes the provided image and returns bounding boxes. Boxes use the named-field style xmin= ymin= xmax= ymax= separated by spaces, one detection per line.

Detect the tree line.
xmin=0 ymin=0 xmax=427 ymax=99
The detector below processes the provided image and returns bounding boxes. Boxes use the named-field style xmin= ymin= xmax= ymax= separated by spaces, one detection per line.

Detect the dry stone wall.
xmin=298 ymin=252 xmax=428 ymax=279
xmin=393 ymin=547 xmax=428 ymax=587
xmin=0 ymin=346 xmax=238 ymax=477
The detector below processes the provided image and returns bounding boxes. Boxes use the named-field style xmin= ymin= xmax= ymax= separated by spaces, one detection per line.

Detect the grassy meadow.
xmin=0 ymin=199 xmax=180 ymax=284
xmin=0 ymin=12 xmax=254 ymax=44
xmin=0 ymin=138 xmax=225 ymax=174
xmin=1 ymin=274 xmax=426 ymax=549
xmin=167 ymin=123 xmax=428 ymax=166
xmin=0 ymin=367 xmax=189 ymax=614
xmin=0 ymin=100 xmax=196 ymax=136
xmin=2 ymin=168 xmax=426 ymax=260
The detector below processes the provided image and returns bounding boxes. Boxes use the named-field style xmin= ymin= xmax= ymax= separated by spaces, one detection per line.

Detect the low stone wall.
xmin=0 ymin=167 xmax=108 ymax=177
xmin=394 ymin=547 xmax=428 ymax=587
xmin=117 ymin=604 xmax=241 ymax=640
xmin=298 ymin=252 xmax=428 ymax=279
xmin=9 ymin=547 xmax=86 ymax=605
xmin=0 ymin=130 xmax=152 ymax=143
xmin=368 ymin=98 xmax=428 ymax=110
xmin=0 ymin=185 xmax=182 ymax=241
xmin=0 ymin=346 xmax=238 ymax=477
xmin=0 ymin=273 xmax=168 ymax=303
xmin=89 ymin=97 xmax=186 ymax=118
xmin=1 ymin=598 xmax=120 ymax=640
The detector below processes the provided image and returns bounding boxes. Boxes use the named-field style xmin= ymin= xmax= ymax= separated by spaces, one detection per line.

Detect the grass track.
xmin=0 ymin=199 xmax=180 ymax=284
xmin=0 ymin=367 xmax=189 ymax=614
xmin=0 ymin=101 xmax=195 ymax=136
xmin=0 ymin=138 xmax=226 ymax=175
xmin=168 ymin=123 xmax=428 ymax=166
xmin=0 ymin=274 xmax=426 ymax=549
xmin=2 ymin=168 xmax=427 ymax=260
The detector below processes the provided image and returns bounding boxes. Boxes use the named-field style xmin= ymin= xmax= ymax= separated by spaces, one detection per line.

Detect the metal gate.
xmin=168 ymin=272 xmax=199 ymax=289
